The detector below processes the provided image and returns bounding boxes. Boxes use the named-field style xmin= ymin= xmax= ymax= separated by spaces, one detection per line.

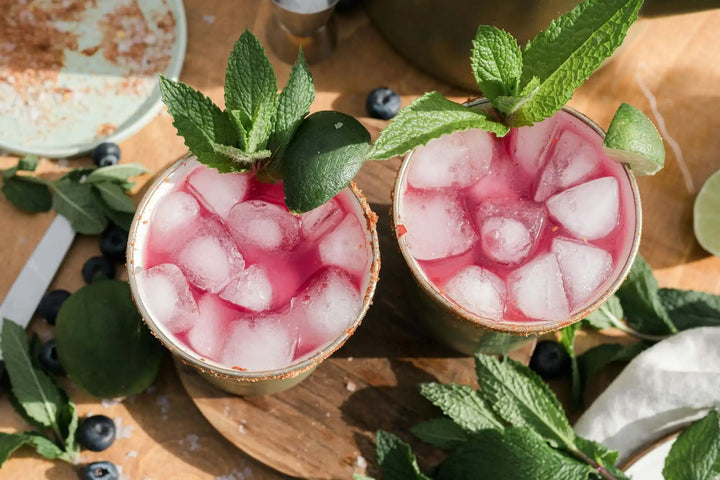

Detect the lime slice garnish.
xmin=694 ymin=169 xmax=720 ymax=257
xmin=603 ymin=103 xmax=665 ymax=175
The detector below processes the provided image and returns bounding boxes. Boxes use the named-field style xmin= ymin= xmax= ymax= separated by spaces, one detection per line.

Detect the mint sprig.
xmin=663 ymin=410 xmax=720 ymax=480
xmin=0 ymin=319 xmax=78 ymax=466
xmin=159 ymin=30 xmax=369 ymax=213
xmin=1 ymin=156 xmax=147 ymax=233
xmin=368 ymin=0 xmax=654 ymax=168
xmin=356 ymin=353 xmax=630 ymax=480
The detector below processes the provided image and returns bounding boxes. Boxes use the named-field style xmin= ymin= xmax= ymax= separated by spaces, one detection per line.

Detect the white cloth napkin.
xmin=574 ymin=326 xmax=720 ymax=464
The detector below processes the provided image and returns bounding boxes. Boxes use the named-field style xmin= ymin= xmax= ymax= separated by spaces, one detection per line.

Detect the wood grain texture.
xmin=0 ymin=2 xmax=719 ymax=479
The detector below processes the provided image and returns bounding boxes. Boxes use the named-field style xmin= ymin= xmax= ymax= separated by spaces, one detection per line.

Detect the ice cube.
xmin=228 ymin=200 xmax=300 ymax=252
xmin=187 ymin=294 xmax=236 ymax=361
xmin=149 ymin=191 xmax=199 ymax=251
xmin=508 ymin=253 xmax=569 ymax=321
xmin=444 ymin=266 xmax=505 ymax=320
xmin=300 ymin=198 xmax=344 ymax=241
xmin=546 ymin=177 xmax=619 ymax=240
xmin=407 ymin=129 xmax=493 ymax=189
xmin=137 ymin=263 xmax=198 ymax=333
xmin=186 ymin=166 xmax=250 ymax=220
xmin=481 ymin=218 xmax=532 ymax=264
xmin=534 ymin=129 xmax=600 ymax=201
xmin=176 ymin=220 xmax=245 ymax=293
xmin=475 ymin=199 xmax=546 ymax=264
xmin=401 ymin=191 xmax=477 ymax=261
xmin=292 ymin=268 xmax=362 ymax=348
xmin=552 ymin=238 xmax=613 ymax=308
xmin=319 ymin=215 xmax=368 ymax=274
xmin=220 ymin=317 xmax=295 ymax=371
xmin=219 ymin=265 xmax=273 ymax=312
xmin=511 ymin=116 xmax=559 ymax=175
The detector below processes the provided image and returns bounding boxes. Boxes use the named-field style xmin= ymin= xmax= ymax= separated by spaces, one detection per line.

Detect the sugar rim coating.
xmin=127 ymin=154 xmax=381 ymax=383
xmin=391 ymin=101 xmax=642 ymax=336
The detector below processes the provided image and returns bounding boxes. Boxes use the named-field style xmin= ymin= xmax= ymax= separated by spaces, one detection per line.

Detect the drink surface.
xmin=396 ymin=109 xmax=637 ymax=323
xmin=136 ymin=159 xmax=373 ymax=372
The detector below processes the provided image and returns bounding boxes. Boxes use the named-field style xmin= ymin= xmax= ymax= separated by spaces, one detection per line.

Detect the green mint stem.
xmin=571 ymin=448 xmax=620 ymax=480
xmin=597 ymin=306 xmax=668 ymax=342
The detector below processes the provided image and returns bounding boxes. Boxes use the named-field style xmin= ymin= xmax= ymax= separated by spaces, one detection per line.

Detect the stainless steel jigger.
xmin=268 ymin=0 xmax=340 ymax=64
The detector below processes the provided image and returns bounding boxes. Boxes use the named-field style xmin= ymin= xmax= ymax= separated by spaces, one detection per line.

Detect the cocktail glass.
xmin=392 ymin=100 xmax=641 ymax=354
xmin=128 ymin=154 xmax=380 ymax=395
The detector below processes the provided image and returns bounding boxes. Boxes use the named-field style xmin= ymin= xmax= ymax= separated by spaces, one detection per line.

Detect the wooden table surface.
xmin=1 ymin=2 xmax=719 ymax=479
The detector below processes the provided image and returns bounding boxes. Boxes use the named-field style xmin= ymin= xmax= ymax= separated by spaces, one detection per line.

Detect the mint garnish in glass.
xmin=159 ymin=30 xmax=371 ymax=214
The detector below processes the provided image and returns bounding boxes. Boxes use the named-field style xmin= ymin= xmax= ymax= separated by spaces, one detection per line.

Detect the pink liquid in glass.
xmin=136 ymin=159 xmax=373 ymax=371
xmin=396 ymin=109 xmax=638 ymax=323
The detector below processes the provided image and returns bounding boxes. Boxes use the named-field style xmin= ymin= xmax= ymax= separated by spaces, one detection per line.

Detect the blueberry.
xmin=39 ymin=340 xmax=64 ymax=375
xmin=81 ymin=256 xmax=115 ymax=284
xmin=99 ymin=225 xmax=128 ymax=263
xmin=529 ymin=340 xmax=571 ymax=379
xmin=77 ymin=415 xmax=116 ymax=452
xmin=79 ymin=461 xmax=119 ymax=480
xmin=91 ymin=142 xmax=121 ymax=168
xmin=366 ymin=87 xmax=401 ymax=120
xmin=37 ymin=289 xmax=71 ymax=325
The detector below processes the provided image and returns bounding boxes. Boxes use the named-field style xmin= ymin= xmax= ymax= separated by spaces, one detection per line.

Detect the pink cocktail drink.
xmin=394 ymin=107 xmax=639 ymax=331
xmin=129 ymin=156 xmax=378 ymax=383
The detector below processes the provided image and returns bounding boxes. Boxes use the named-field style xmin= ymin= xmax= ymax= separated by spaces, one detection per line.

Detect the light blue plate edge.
xmin=1 ymin=0 xmax=188 ymax=159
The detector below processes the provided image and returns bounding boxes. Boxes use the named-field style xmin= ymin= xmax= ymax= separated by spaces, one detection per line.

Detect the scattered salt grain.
xmin=356 ymin=456 xmax=367 ymax=469
xmin=102 ymin=398 xmax=121 ymax=408
xmin=126 ymin=450 xmax=138 ymax=458
xmin=113 ymin=416 xmax=134 ymax=439
xmin=203 ymin=15 xmax=215 ymax=24
xmin=346 ymin=381 xmax=357 ymax=392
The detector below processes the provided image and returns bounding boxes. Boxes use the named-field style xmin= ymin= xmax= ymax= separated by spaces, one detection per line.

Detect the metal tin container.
xmin=127 ymin=154 xmax=380 ymax=395
xmin=391 ymin=101 xmax=642 ymax=355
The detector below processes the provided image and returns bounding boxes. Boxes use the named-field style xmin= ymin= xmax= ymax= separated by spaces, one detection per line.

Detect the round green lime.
xmin=603 ymin=103 xmax=665 ymax=176
xmin=694 ymin=169 xmax=720 ymax=257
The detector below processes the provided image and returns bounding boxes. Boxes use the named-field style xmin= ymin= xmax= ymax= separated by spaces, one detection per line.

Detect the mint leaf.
xmin=97 ymin=199 xmax=134 ymax=231
xmin=52 ymin=181 xmax=108 ymax=234
xmin=1 ymin=176 xmax=52 ymax=213
xmin=23 ymin=432 xmax=70 ymax=461
xmin=616 ymin=255 xmax=677 ymax=335
xmin=0 ymin=432 xmax=70 ymax=466
xmin=573 ymin=436 xmax=629 ymax=480
xmin=511 ymin=0 xmax=643 ymax=125
xmin=663 ymin=410 xmax=720 ymax=480
xmin=410 ymin=418 xmax=470 ymax=450
xmin=57 ymin=397 xmax=79 ymax=456
xmin=576 ymin=342 xmax=645 ymax=406
xmin=0 ymin=433 xmax=30 ymax=467
xmin=17 ymin=155 xmax=39 ymax=172
xmin=283 ymin=111 xmax=370 ymax=213
xmin=375 ymin=431 xmax=432 ymax=480
xmin=158 ymin=76 xmax=248 ymax=170
xmin=658 ymin=288 xmax=720 ymax=330
xmin=55 ymin=281 xmax=164 ymax=397
xmin=418 ymin=383 xmax=504 ymax=432
xmin=584 ymin=295 xmax=624 ymax=330
xmin=435 ymin=427 xmax=594 ymax=480
xmin=474 ymin=354 xmax=576 ymax=449
xmin=560 ymin=322 xmax=582 ymax=407
xmin=470 ymin=26 xmax=522 ymax=100
xmin=85 ymin=163 xmax=148 ymax=185
xmin=1 ymin=319 xmax=65 ymax=430
xmin=267 ymin=50 xmax=315 ymax=169
xmin=367 ymin=91 xmax=510 ymax=161
xmin=224 ymin=30 xmax=278 ymax=152
xmin=93 ymin=182 xmax=135 ymax=213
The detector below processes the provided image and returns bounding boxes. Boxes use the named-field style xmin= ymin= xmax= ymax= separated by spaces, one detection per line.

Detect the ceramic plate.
xmin=622 ymin=433 xmax=679 ymax=479
xmin=0 ymin=0 xmax=187 ymax=158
